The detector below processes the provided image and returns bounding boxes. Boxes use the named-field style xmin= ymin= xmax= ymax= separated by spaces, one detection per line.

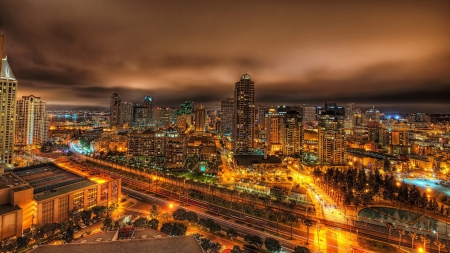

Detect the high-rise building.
xmin=282 ymin=111 xmax=302 ymax=157
xmin=154 ymin=108 xmax=177 ymax=128
xmin=265 ymin=109 xmax=282 ymax=153
xmin=232 ymin=73 xmax=255 ymax=155
xmin=110 ymin=92 xmax=121 ymax=127
xmin=132 ymin=104 xmax=150 ymax=126
xmin=1 ymin=56 xmax=18 ymax=165
xmin=256 ymin=105 xmax=266 ymax=128
xmin=15 ymin=95 xmax=48 ymax=148
xmin=302 ymin=106 xmax=316 ymax=122
xmin=318 ymin=127 xmax=345 ymax=165
xmin=143 ymin=96 xmax=154 ymax=126
xmin=195 ymin=105 xmax=206 ymax=132
xmin=119 ymin=101 xmax=133 ymax=125
xmin=220 ymin=98 xmax=234 ymax=135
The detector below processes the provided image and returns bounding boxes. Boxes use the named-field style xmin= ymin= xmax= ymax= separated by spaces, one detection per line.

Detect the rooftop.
xmin=234 ymin=155 xmax=282 ymax=167
xmin=30 ymin=235 xmax=204 ymax=253
xmin=0 ymin=203 xmax=21 ymax=216
xmin=0 ymin=172 xmax=28 ymax=190
xmin=35 ymin=180 xmax=96 ymax=202
xmin=14 ymin=164 xmax=87 ymax=194
xmin=1 ymin=57 xmax=16 ymax=80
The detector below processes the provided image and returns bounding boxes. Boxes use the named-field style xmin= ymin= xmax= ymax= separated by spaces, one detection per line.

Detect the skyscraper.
xmin=1 ymin=56 xmax=18 ymax=165
xmin=220 ymin=98 xmax=233 ymax=135
xmin=195 ymin=105 xmax=206 ymax=132
xmin=232 ymin=73 xmax=255 ymax=155
xmin=143 ymin=96 xmax=154 ymax=126
xmin=110 ymin=92 xmax=121 ymax=127
xmin=15 ymin=95 xmax=48 ymax=148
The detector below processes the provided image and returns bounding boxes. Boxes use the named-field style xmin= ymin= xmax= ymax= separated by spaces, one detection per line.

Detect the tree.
xmin=244 ymin=234 xmax=263 ymax=248
xmin=231 ymin=245 xmax=243 ymax=253
xmin=227 ymin=228 xmax=238 ymax=239
xmin=160 ymin=211 xmax=172 ymax=223
xmin=80 ymin=210 xmax=92 ymax=224
xmin=150 ymin=204 xmax=161 ymax=219
xmin=294 ymin=245 xmax=311 ymax=253
xmin=171 ymin=222 xmax=187 ymax=236
xmin=133 ymin=217 xmax=149 ymax=227
xmin=251 ymin=235 xmax=263 ymax=248
xmin=149 ymin=219 xmax=159 ymax=230
xmin=16 ymin=235 xmax=31 ymax=250
xmin=287 ymin=214 xmax=297 ymax=239
xmin=209 ymin=222 xmax=221 ymax=234
xmin=265 ymin=237 xmax=281 ymax=252
xmin=63 ymin=223 xmax=75 ymax=243
xmin=303 ymin=218 xmax=313 ymax=245
xmin=160 ymin=223 xmax=174 ymax=235
xmin=103 ymin=215 xmax=113 ymax=230
xmin=185 ymin=211 xmax=198 ymax=224
xmin=91 ymin=205 xmax=107 ymax=219
xmin=0 ymin=237 xmax=17 ymax=253
xmin=172 ymin=208 xmax=187 ymax=221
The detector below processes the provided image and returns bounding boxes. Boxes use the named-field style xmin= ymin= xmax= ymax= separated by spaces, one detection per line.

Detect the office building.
xmin=220 ymin=98 xmax=234 ymax=135
xmin=195 ymin=105 xmax=206 ymax=132
xmin=232 ymin=73 xmax=255 ymax=155
xmin=143 ymin=96 xmax=154 ymax=126
xmin=132 ymin=104 xmax=150 ymax=126
xmin=282 ymin=111 xmax=302 ymax=157
xmin=302 ymin=106 xmax=316 ymax=122
xmin=119 ymin=101 xmax=133 ymax=125
xmin=109 ymin=92 xmax=121 ymax=127
xmin=15 ymin=95 xmax=48 ymax=148
xmin=0 ymin=164 xmax=121 ymax=240
xmin=1 ymin=56 xmax=18 ymax=165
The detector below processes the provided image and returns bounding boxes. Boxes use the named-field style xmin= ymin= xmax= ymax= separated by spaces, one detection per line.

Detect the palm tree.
xmin=287 ymin=214 xmax=297 ymax=239
xmin=385 ymin=222 xmax=394 ymax=243
xmin=303 ymin=218 xmax=313 ymax=245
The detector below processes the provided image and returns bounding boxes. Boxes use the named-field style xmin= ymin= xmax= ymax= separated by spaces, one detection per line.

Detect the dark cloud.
xmin=0 ymin=0 xmax=449 ymax=113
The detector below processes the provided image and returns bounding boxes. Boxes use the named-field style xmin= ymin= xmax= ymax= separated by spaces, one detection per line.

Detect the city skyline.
xmin=0 ymin=1 xmax=449 ymax=112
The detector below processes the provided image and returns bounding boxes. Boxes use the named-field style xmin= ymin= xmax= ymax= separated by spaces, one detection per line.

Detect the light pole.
xmin=434 ymin=239 xmax=445 ymax=253
xmin=409 ymin=232 xmax=418 ymax=252
xmin=420 ymin=235 xmax=430 ymax=253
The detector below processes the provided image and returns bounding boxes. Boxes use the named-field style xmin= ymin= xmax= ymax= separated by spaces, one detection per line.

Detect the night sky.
xmin=0 ymin=1 xmax=449 ymax=112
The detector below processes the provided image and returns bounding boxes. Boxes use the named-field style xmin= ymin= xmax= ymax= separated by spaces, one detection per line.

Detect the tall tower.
xmin=110 ymin=92 xmax=121 ymax=127
xmin=195 ymin=105 xmax=206 ymax=132
xmin=1 ymin=56 xmax=18 ymax=165
xmin=143 ymin=96 xmax=154 ymax=126
xmin=15 ymin=95 xmax=48 ymax=148
xmin=220 ymin=98 xmax=234 ymax=135
xmin=232 ymin=73 xmax=255 ymax=155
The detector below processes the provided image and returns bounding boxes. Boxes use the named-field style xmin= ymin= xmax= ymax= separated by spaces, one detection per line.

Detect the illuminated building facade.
xmin=195 ymin=105 xmax=206 ymax=132
xmin=220 ymin=98 xmax=233 ymax=135
xmin=15 ymin=95 xmax=48 ymax=148
xmin=127 ymin=129 xmax=186 ymax=169
xmin=232 ymin=74 xmax=255 ymax=155
xmin=1 ymin=56 xmax=18 ymax=165
xmin=318 ymin=127 xmax=345 ymax=165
